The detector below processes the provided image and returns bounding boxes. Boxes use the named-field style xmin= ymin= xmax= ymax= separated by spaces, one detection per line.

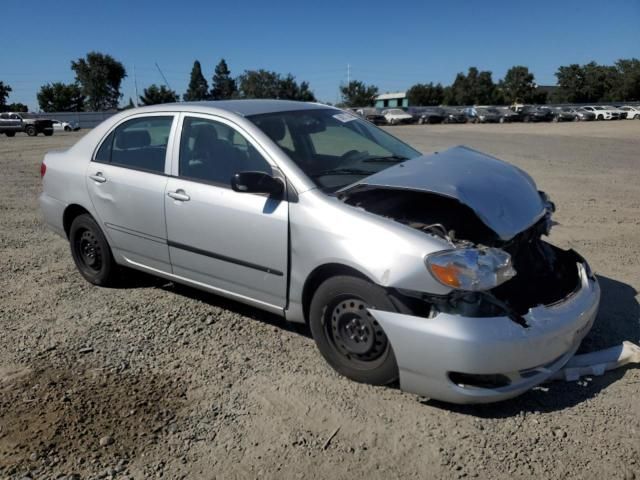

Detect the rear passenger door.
xmin=86 ymin=114 xmax=177 ymax=272
xmin=164 ymin=114 xmax=289 ymax=310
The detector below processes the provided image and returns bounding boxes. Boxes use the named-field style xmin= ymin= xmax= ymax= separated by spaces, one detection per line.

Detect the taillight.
xmin=40 ymin=161 xmax=46 ymax=178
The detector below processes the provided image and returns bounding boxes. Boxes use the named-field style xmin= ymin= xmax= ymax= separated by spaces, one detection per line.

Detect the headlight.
xmin=426 ymin=248 xmax=516 ymax=291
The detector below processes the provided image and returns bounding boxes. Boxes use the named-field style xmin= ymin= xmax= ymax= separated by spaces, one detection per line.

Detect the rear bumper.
xmin=370 ymin=262 xmax=600 ymax=404
xmin=39 ymin=192 xmax=67 ymax=238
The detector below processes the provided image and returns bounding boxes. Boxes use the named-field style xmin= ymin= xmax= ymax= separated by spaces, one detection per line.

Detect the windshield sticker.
xmin=333 ymin=113 xmax=358 ymax=123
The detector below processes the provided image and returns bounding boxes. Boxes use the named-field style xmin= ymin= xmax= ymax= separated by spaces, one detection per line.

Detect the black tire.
xmin=5 ymin=131 xmax=16 ymax=137
xmin=44 ymin=130 xmax=53 ymax=136
xmin=309 ymin=275 xmax=402 ymax=386
xmin=597 ymin=114 xmax=604 ymax=121
xmin=25 ymin=125 xmax=37 ymax=136
xmin=64 ymin=126 xmax=71 ymax=132
xmin=69 ymin=214 xmax=119 ymax=286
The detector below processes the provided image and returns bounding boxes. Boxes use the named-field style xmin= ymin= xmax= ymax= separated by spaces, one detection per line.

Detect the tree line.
xmin=0 ymin=52 xmax=317 ymax=113
xmin=340 ymin=59 xmax=640 ymax=108
xmin=1 ymin=53 xmax=639 ymax=112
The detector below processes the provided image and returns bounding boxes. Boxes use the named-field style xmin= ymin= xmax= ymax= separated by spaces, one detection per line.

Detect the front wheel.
xmin=309 ymin=275 xmax=401 ymax=386
xmin=44 ymin=130 xmax=53 ymax=136
xmin=69 ymin=214 xmax=119 ymax=287
xmin=64 ymin=126 xmax=71 ymax=131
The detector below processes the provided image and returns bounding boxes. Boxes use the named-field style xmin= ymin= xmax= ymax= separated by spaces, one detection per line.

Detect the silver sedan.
xmin=39 ymin=100 xmax=600 ymax=404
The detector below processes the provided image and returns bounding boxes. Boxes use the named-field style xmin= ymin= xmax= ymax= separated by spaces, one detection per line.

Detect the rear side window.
xmin=93 ymin=116 xmax=173 ymax=174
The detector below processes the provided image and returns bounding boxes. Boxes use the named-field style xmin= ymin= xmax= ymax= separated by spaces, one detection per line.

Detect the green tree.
xmin=237 ymin=69 xmax=280 ymax=98
xmin=0 ymin=81 xmax=12 ymax=109
xmin=37 ymin=82 xmax=85 ymax=112
xmin=210 ymin=59 xmax=237 ymax=100
xmin=71 ymin=52 xmax=127 ymax=110
xmin=139 ymin=84 xmax=179 ymax=105
xmin=613 ymin=58 xmax=640 ymax=101
xmin=123 ymin=97 xmax=136 ymax=110
xmin=445 ymin=68 xmax=496 ymax=105
xmin=500 ymin=66 xmax=537 ymax=104
xmin=276 ymin=74 xmax=316 ymax=101
xmin=554 ymin=64 xmax=586 ymax=103
xmin=6 ymin=103 xmax=28 ymax=112
xmin=339 ymin=80 xmax=378 ymax=107
xmin=406 ymin=82 xmax=444 ymax=106
xmin=183 ymin=60 xmax=209 ymax=101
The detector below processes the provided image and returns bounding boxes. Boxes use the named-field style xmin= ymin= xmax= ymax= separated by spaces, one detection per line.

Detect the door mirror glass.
xmin=231 ymin=171 xmax=284 ymax=196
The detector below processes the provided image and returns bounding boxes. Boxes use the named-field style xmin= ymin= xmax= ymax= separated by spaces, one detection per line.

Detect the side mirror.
xmin=231 ymin=171 xmax=284 ymax=196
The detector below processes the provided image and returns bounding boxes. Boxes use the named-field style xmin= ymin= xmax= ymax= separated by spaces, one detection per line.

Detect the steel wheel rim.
xmin=325 ymin=296 xmax=389 ymax=368
xmin=76 ymin=229 xmax=102 ymax=271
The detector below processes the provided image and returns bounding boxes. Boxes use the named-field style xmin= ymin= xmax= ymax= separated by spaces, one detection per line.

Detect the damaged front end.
xmin=339 ymin=167 xmax=600 ymax=403
xmin=340 ymin=186 xmax=581 ymax=328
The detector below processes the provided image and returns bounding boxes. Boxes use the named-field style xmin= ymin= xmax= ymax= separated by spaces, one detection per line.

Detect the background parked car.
xmin=355 ymin=108 xmax=387 ymax=125
xmin=582 ymin=106 xmax=617 ymax=120
xmin=0 ymin=112 xmax=54 ymax=137
xmin=519 ymin=106 xmax=554 ymax=122
xmin=604 ymin=105 xmax=627 ymax=119
xmin=618 ymin=105 xmax=640 ymax=119
xmin=441 ymin=107 xmax=468 ymax=124
xmin=493 ymin=107 xmax=522 ymax=123
xmin=407 ymin=107 xmax=445 ymax=124
xmin=51 ymin=119 xmax=80 ymax=132
xmin=463 ymin=107 xmax=500 ymax=123
xmin=550 ymin=107 xmax=578 ymax=122
xmin=382 ymin=108 xmax=414 ymax=125
xmin=566 ymin=107 xmax=596 ymax=121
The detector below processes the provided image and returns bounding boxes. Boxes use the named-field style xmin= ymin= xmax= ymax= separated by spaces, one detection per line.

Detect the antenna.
xmin=133 ymin=64 xmax=139 ymax=106
xmin=155 ymin=62 xmax=172 ymax=91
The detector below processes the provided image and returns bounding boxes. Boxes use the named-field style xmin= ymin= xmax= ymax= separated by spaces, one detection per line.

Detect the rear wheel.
xmin=25 ymin=125 xmax=37 ymax=136
xmin=309 ymin=275 xmax=401 ymax=386
xmin=44 ymin=130 xmax=53 ymax=136
xmin=64 ymin=126 xmax=71 ymax=131
xmin=5 ymin=131 xmax=16 ymax=137
xmin=69 ymin=214 xmax=119 ymax=287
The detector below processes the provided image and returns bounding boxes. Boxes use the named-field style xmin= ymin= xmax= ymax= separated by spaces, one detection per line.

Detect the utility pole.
xmin=347 ymin=64 xmax=350 ymax=85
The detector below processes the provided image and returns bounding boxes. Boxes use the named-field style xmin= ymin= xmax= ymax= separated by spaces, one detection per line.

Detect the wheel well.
xmin=63 ymin=204 xmax=91 ymax=238
xmin=301 ymin=263 xmax=371 ymax=324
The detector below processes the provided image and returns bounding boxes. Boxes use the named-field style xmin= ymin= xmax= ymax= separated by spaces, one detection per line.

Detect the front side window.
xmin=249 ymin=109 xmax=421 ymax=193
xmin=178 ymin=116 xmax=272 ymax=186
xmin=94 ymin=116 xmax=173 ymax=173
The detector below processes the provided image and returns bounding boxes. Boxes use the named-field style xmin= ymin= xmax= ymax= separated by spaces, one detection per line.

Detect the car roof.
xmin=128 ymin=99 xmax=334 ymax=117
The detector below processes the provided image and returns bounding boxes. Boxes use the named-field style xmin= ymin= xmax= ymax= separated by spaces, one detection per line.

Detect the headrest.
xmin=256 ymin=117 xmax=285 ymax=142
xmin=116 ymin=130 xmax=151 ymax=149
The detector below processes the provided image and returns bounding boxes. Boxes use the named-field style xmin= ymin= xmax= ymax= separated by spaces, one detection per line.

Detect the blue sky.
xmin=2 ymin=0 xmax=638 ymax=110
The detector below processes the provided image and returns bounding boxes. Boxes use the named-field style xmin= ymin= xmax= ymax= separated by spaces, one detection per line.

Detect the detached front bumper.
xmin=370 ymin=263 xmax=600 ymax=404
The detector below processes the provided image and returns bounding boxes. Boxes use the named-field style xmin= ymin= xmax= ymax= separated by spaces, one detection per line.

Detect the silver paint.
xmin=40 ymin=100 xmax=600 ymax=403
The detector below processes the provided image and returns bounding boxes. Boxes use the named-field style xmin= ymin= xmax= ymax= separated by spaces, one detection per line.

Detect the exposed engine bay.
xmin=340 ymin=187 xmax=582 ymax=325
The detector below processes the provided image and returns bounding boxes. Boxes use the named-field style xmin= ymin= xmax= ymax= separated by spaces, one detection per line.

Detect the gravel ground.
xmin=1 ymin=121 xmax=639 ymax=480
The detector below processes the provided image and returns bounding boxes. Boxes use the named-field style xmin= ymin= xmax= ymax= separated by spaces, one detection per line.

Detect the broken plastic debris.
xmin=549 ymin=341 xmax=640 ymax=382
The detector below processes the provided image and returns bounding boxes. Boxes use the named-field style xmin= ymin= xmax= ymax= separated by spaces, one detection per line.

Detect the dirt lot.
xmin=1 ymin=121 xmax=639 ymax=479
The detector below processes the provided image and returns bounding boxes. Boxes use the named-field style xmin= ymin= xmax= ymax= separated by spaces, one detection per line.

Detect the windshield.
xmin=248 ymin=108 xmax=422 ymax=193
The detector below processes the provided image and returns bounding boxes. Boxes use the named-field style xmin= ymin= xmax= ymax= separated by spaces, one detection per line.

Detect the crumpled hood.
xmin=341 ymin=146 xmax=546 ymax=240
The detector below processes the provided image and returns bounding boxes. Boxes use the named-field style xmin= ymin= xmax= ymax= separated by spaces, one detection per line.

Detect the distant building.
xmin=375 ymin=92 xmax=408 ymax=109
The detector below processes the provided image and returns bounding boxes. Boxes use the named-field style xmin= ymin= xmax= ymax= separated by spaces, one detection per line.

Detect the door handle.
xmin=89 ymin=172 xmax=107 ymax=183
xmin=167 ymin=189 xmax=190 ymax=202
